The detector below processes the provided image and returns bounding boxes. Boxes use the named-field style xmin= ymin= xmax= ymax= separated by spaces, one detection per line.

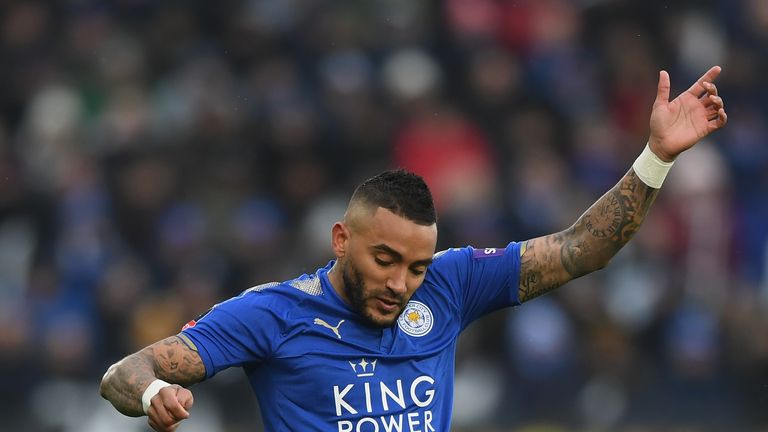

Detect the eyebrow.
xmin=372 ymin=243 xmax=434 ymax=267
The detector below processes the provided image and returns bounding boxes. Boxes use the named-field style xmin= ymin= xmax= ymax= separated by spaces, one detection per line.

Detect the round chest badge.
xmin=397 ymin=300 xmax=434 ymax=337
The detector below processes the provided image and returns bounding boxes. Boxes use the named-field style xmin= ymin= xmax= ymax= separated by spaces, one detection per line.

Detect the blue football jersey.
xmin=182 ymin=243 xmax=521 ymax=431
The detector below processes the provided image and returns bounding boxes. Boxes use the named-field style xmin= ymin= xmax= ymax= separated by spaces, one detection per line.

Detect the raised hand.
xmin=648 ymin=66 xmax=727 ymax=162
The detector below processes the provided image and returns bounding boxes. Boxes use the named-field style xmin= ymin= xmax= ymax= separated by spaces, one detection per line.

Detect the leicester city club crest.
xmin=397 ymin=300 xmax=434 ymax=337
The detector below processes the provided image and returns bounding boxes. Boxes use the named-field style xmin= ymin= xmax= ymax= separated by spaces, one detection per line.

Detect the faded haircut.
xmin=348 ymin=169 xmax=436 ymax=226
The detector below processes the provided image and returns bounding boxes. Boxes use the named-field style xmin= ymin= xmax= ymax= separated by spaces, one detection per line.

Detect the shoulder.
xmin=424 ymin=243 xmax=521 ymax=286
xmin=243 ymin=274 xmax=324 ymax=301
xmin=429 ymin=247 xmax=471 ymax=270
xmin=214 ymin=274 xmax=326 ymax=320
xmin=426 ymin=246 xmax=498 ymax=275
xmin=423 ymin=247 xmax=473 ymax=285
xmin=430 ymin=243 xmax=520 ymax=267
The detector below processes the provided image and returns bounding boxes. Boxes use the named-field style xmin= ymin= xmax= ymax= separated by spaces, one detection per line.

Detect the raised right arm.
xmin=100 ymin=334 xmax=205 ymax=417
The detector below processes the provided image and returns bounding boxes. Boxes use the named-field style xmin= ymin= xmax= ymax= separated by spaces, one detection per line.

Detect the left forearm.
xmin=563 ymin=167 xmax=659 ymax=277
xmin=519 ymin=168 xmax=659 ymax=302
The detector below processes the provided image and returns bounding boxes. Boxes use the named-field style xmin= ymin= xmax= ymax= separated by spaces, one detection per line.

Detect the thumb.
xmin=655 ymin=70 xmax=670 ymax=106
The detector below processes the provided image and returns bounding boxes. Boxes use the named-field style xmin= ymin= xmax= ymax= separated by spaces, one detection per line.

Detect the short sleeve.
xmin=428 ymin=242 xmax=521 ymax=330
xmin=181 ymin=291 xmax=284 ymax=379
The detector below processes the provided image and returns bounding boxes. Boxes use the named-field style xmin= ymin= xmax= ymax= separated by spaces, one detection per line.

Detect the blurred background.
xmin=0 ymin=0 xmax=767 ymax=431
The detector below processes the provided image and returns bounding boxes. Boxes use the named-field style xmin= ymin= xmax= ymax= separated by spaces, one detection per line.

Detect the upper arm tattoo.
xmin=518 ymin=169 xmax=659 ymax=303
xmin=518 ymin=232 xmax=571 ymax=302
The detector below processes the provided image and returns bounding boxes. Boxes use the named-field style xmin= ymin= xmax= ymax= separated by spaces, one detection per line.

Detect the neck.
xmin=328 ymin=261 xmax=350 ymax=305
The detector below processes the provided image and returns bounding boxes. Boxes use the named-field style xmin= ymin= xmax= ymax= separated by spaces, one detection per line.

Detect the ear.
xmin=331 ymin=222 xmax=349 ymax=259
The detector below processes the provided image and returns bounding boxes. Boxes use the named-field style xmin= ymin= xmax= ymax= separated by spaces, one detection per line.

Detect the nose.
xmin=385 ymin=266 xmax=408 ymax=295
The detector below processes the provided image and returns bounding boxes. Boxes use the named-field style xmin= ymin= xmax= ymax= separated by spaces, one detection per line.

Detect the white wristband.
xmin=142 ymin=379 xmax=172 ymax=415
xmin=632 ymin=143 xmax=674 ymax=189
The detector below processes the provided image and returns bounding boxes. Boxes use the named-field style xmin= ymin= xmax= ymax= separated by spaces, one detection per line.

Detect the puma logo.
xmin=314 ymin=318 xmax=345 ymax=339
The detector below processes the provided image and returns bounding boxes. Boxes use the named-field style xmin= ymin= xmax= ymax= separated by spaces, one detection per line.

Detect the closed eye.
xmin=374 ymin=257 xmax=393 ymax=267
xmin=410 ymin=266 xmax=428 ymax=276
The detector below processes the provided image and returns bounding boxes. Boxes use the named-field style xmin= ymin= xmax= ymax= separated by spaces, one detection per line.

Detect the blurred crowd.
xmin=1 ymin=0 xmax=767 ymax=431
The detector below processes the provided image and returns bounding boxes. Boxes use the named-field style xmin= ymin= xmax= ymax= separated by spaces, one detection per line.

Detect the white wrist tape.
xmin=142 ymin=379 xmax=172 ymax=414
xmin=632 ymin=143 xmax=674 ymax=189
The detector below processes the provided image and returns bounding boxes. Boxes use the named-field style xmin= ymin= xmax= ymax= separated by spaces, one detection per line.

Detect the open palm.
xmin=648 ymin=66 xmax=727 ymax=162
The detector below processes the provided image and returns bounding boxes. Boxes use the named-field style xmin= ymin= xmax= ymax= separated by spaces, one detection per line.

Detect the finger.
xmin=654 ymin=70 xmax=671 ymax=106
xmin=703 ymin=96 xmax=721 ymax=111
xmin=707 ymin=94 xmax=724 ymax=110
xmin=177 ymin=388 xmax=195 ymax=411
xmin=700 ymin=81 xmax=718 ymax=98
xmin=150 ymin=397 xmax=180 ymax=428
xmin=161 ymin=388 xmax=190 ymax=420
xmin=147 ymin=407 xmax=168 ymax=432
xmin=717 ymin=108 xmax=728 ymax=128
xmin=148 ymin=416 xmax=159 ymax=431
xmin=708 ymin=108 xmax=727 ymax=130
xmin=706 ymin=103 xmax=722 ymax=119
xmin=687 ymin=65 xmax=722 ymax=97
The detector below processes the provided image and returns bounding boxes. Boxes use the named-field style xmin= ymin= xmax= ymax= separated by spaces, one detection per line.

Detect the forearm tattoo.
xmin=152 ymin=335 xmax=204 ymax=384
xmin=100 ymin=335 xmax=205 ymax=416
xmin=518 ymin=169 xmax=659 ymax=302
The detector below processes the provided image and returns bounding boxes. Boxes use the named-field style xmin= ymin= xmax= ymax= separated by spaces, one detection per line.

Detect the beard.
xmin=341 ymin=259 xmax=403 ymax=328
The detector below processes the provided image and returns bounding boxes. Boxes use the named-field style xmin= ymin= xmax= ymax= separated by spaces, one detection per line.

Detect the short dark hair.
xmin=350 ymin=169 xmax=436 ymax=226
